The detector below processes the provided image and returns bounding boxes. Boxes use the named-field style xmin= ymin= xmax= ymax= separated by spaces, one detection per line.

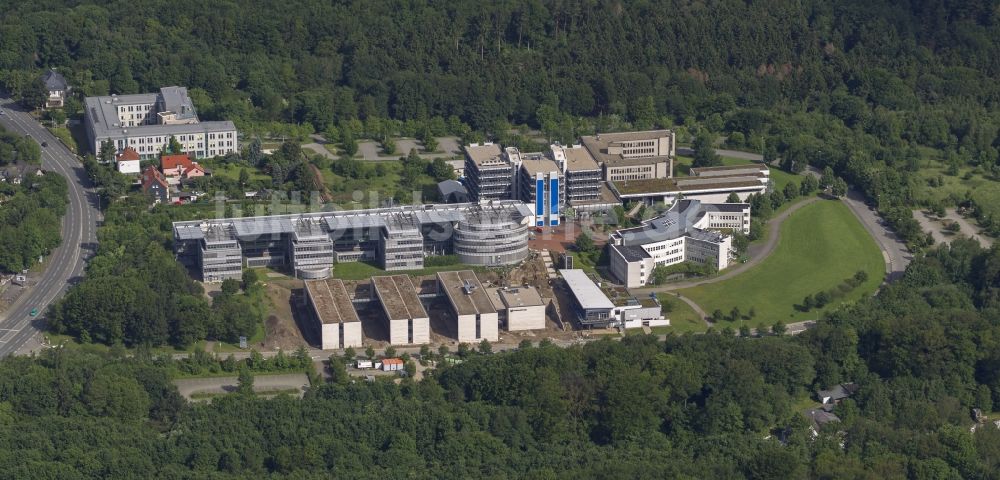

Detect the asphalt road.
xmin=0 ymin=98 xmax=100 ymax=356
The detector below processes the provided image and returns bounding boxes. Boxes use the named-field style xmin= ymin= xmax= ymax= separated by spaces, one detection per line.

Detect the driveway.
xmin=173 ymin=373 xmax=310 ymax=400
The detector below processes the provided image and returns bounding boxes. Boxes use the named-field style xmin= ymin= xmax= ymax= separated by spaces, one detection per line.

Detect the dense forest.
xmin=1 ymin=0 xmax=996 ymax=247
xmin=0 ymin=167 xmax=66 ymax=273
xmin=47 ymin=195 xmax=263 ymax=347
xmin=4 ymin=240 xmax=1000 ymax=477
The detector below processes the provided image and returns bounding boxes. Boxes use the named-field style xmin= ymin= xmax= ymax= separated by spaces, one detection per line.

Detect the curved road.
xmin=632 ymin=196 xmax=821 ymax=295
xmin=0 ymin=98 xmax=100 ymax=356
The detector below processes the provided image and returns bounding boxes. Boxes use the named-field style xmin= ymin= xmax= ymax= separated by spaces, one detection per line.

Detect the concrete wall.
xmin=389 ymin=319 xmax=410 ymax=345
xmin=320 ymin=323 xmax=340 ymax=350
xmin=479 ymin=312 xmax=499 ymax=342
xmin=507 ymin=305 xmax=545 ymax=330
xmin=456 ymin=314 xmax=477 ymax=342
xmin=410 ymin=318 xmax=430 ymax=344
xmin=342 ymin=322 xmax=363 ymax=348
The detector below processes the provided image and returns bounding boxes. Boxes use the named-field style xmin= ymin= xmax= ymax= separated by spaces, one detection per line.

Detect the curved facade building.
xmin=454 ymin=214 xmax=529 ymax=266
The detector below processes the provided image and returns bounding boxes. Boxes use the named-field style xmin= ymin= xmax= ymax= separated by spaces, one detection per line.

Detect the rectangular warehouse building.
xmin=303 ymin=278 xmax=363 ymax=350
xmin=371 ymin=275 xmax=430 ymax=345
xmin=488 ymin=286 xmax=546 ymax=331
xmin=559 ymin=269 xmax=616 ymax=327
xmin=436 ymin=271 xmax=499 ymax=342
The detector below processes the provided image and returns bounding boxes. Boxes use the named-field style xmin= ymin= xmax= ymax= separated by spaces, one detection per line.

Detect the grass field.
xmin=199 ymin=161 xmax=271 ymax=182
xmin=655 ymin=293 xmax=708 ymax=334
xmin=678 ymin=199 xmax=883 ymax=328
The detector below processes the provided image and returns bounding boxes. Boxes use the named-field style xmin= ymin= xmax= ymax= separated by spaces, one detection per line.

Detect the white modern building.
xmin=609 ymin=200 xmax=751 ymax=288
xmin=559 ymin=269 xmax=667 ymax=329
xmin=487 ymin=285 xmax=546 ymax=331
xmin=437 ymin=271 xmax=499 ymax=342
xmin=84 ymin=86 xmax=238 ymax=160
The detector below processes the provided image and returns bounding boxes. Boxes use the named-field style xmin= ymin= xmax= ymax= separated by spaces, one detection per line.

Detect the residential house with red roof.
xmin=160 ymin=153 xmax=205 ymax=182
xmin=115 ymin=147 xmax=141 ymax=174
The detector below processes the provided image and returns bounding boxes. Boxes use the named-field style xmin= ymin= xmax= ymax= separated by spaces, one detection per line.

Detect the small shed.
xmin=382 ymin=358 xmax=404 ymax=371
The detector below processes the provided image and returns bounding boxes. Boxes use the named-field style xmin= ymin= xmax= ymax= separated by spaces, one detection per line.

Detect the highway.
xmin=0 ymin=97 xmax=100 ymax=357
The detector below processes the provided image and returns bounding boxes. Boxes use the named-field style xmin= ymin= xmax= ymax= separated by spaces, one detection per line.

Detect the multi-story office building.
xmin=608 ymin=200 xmax=750 ymax=288
xmin=608 ymin=163 xmax=769 ymax=206
xmin=551 ymin=143 xmax=602 ymax=205
xmin=580 ymin=130 xmax=675 ymax=182
xmin=84 ymin=86 xmax=238 ymax=159
xmin=463 ymin=143 xmax=514 ymax=201
xmin=173 ymin=201 xmax=534 ymax=281
xmin=512 ymin=149 xmax=563 ymax=227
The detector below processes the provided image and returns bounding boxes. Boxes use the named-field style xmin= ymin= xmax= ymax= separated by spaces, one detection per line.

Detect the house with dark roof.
xmin=0 ymin=163 xmax=43 ymax=185
xmin=804 ymin=408 xmax=841 ymax=436
xmin=141 ymin=165 xmax=171 ymax=204
xmin=41 ymin=70 xmax=69 ymax=109
xmin=816 ymin=383 xmax=859 ymax=405
xmin=608 ymin=199 xmax=751 ymax=287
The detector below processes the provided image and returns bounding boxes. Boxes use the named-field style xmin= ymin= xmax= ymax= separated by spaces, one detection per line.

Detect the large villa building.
xmin=608 ymin=199 xmax=751 ymax=288
xmin=84 ymin=86 xmax=238 ymax=160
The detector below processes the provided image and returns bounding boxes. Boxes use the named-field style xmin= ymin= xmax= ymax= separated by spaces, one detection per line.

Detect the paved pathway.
xmin=173 ymin=373 xmax=309 ymax=400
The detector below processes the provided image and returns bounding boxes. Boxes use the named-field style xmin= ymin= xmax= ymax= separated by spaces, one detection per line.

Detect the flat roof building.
xmin=436 ymin=270 xmax=499 ymax=342
xmin=304 ymin=278 xmax=363 ymax=349
xmin=464 ymin=143 xmax=514 ymax=202
xmin=84 ymin=86 xmax=237 ymax=160
xmin=608 ymin=172 xmax=768 ymax=206
xmin=580 ymin=130 xmax=675 ymax=182
xmin=559 ymin=269 xmax=616 ymax=327
xmin=608 ymin=200 xmax=750 ymax=288
xmin=371 ymin=275 xmax=430 ymax=345
xmin=173 ymin=201 xmax=534 ymax=281
xmin=487 ymin=285 xmax=546 ymax=331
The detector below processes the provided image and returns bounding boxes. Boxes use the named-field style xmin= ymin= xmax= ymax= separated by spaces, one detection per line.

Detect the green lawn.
xmin=654 ymin=293 xmax=708 ymax=334
xmin=679 ymin=199 xmax=883 ymax=328
xmin=200 ymin=161 xmax=271 ymax=182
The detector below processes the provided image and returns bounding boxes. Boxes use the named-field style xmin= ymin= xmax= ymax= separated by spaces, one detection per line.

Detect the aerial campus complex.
xmin=164 ymin=127 xmax=765 ymax=344
xmin=172 ymin=201 xmax=533 ymax=282
xmin=83 ymin=86 xmax=238 ymax=160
